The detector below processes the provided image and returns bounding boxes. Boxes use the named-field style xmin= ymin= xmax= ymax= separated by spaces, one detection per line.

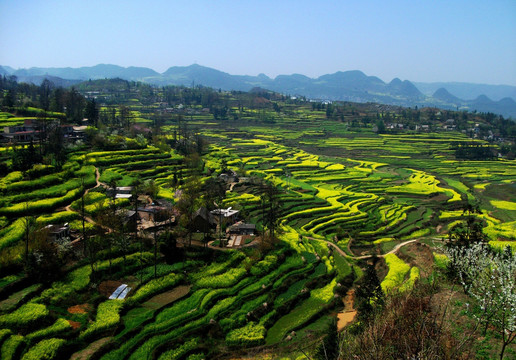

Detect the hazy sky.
xmin=1 ymin=0 xmax=515 ymax=85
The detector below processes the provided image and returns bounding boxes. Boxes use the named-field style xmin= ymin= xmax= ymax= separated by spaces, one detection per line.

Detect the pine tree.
xmin=315 ymin=319 xmax=339 ymax=360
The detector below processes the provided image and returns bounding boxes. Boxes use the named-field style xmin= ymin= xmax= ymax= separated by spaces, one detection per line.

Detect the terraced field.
xmin=0 ymin=101 xmax=515 ymax=359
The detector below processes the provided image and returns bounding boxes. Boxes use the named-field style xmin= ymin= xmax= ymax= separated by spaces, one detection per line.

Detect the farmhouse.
xmin=192 ymin=207 xmax=217 ymax=233
xmin=45 ymin=223 xmax=70 ymax=242
xmin=228 ymin=223 xmax=256 ymax=236
xmin=210 ymin=207 xmax=239 ymax=223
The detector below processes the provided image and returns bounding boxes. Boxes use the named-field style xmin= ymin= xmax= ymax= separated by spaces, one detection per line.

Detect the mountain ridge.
xmin=2 ymin=64 xmax=515 ymax=118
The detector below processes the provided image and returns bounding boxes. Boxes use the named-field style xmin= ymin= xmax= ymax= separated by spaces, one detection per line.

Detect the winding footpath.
xmin=305 ymin=236 xmax=418 ymax=260
xmin=67 ymin=168 xmax=114 ymax=242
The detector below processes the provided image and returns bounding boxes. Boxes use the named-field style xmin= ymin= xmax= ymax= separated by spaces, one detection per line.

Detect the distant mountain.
xmin=8 ymin=64 xmax=160 ymax=82
xmin=387 ymin=78 xmax=424 ymax=99
xmin=2 ymin=64 xmax=515 ymax=118
xmin=0 ymin=66 xmax=11 ymax=76
xmin=433 ymin=88 xmax=462 ymax=105
xmin=17 ymin=75 xmax=81 ymax=87
xmin=414 ymin=81 xmax=516 ymax=102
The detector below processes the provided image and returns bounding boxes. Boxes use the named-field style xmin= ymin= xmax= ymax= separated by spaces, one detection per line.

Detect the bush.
xmin=21 ymin=338 xmax=66 ymax=360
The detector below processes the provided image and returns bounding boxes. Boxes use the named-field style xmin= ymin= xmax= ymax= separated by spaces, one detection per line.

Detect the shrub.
xmin=80 ymin=300 xmax=124 ymax=339
xmin=21 ymin=338 xmax=66 ymax=360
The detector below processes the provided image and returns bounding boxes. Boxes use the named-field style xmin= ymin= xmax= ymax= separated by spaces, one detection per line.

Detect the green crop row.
xmin=219 ymin=294 xmax=268 ymax=332
xmin=381 ymin=254 xmax=411 ymax=293
xmin=0 ymin=188 xmax=83 ymax=217
xmin=1 ymin=334 xmax=24 ymax=360
xmin=225 ymin=322 xmax=266 ymax=347
xmin=129 ymin=273 xmax=183 ymax=304
xmin=0 ymin=218 xmax=26 ymax=250
xmin=80 ymin=300 xmax=124 ymax=339
xmin=190 ymin=251 xmax=245 ymax=281
xmin=195 ymin=267 xmax=247 ymax=288
xmin=265 ymin=278 xmax=337 ymax=344
xmin=36 ymin=211 xmax=80 ymax=226
xmin=250 ymin=255 xmax=278 ymax=276
xmin=21 ymin=338 xmax=66 ymax=360
xmin=40 ymin=252 xmax=154 ymax=303
xmin=0 ymin=303 xmax=49 ymax=329
xmin=157 ymin=337 xmax=199 ymax=360
xmin=25 ymin=318 xmax=71 ymax=343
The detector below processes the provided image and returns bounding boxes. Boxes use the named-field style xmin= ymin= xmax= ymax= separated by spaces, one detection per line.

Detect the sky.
xmin=1 ymin=0 xmax=515 ymax=85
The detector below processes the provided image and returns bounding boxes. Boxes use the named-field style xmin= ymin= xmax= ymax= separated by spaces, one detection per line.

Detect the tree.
xmin=356 ymin=259 xmax=384 ymax=321
xmin=259 ymin=181 xmax=282 ymax=242
xmin=446 ymin=203 xmax=486 ymax=249
xmin=66 ymin=87 xmax=85 ymax=125
xmin=38 ymin=79 xmax=54 ymax=111
xmin=84 ymin=98 xmax=99 ymax=127
xmin=314 ymin=319 xmax=339 ymax=360
xmin=444 ymin=244 xmax=516 ymax=359
xmin=176 ymin=176 xmax=201 ymax=247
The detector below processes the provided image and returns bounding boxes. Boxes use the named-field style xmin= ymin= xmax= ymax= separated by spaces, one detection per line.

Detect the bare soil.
xmin=142 ymin=285 xmax=191 ymax=310
xmin=337 ymin=289 xmax=357 ymax=331
xmin=67 ymin=303 xmax=93 ymax=315
xmin=70 ymin=337 xmax=113 ymax=360
xmin=98 ymin=280 xmax=123 ymax=297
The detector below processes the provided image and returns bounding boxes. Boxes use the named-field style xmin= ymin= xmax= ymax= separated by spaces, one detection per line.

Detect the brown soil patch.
xmin=142 ymin=285 xmax=191 ymax=310
xmin=68 ymin=320 xmax=82 ymax=330
xmin=399 ymin=242 xmax=434 ymax=278
xmin=98 ymin=280 xmax=123 ymax=297
xmin=67 ymin=304 xmax=92 ymax=314
xmin=70 ymin=337 xmax=113 ymax=360
xmin=337 ymin=289 xmax=357 ymax=331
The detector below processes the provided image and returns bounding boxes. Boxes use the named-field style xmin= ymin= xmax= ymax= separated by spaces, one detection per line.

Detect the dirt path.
xmin=337 ymin=289 xmax=356 ymax=331
xmin=67 ymin=168 xmax=114 ymax=245
xmin=306 ymin=236 xmax=419 ymax=260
